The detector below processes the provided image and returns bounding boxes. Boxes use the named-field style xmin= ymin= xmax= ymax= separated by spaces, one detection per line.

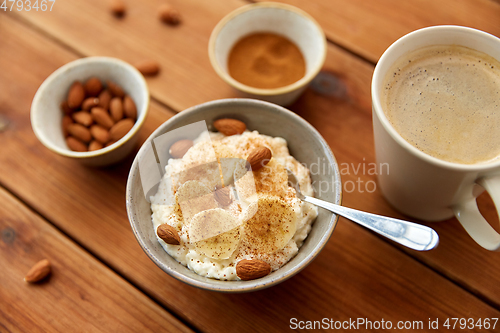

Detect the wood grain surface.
xmin=257 ymin=0 xmax=500 ymax=63
xmin=0 ymin=186 xmax=192 ymax=333
xmin=1 ymin=0 xmax=500 ymax=331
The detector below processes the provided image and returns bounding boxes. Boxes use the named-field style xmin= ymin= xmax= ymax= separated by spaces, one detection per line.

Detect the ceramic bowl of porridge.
xmin=126 ymin=98 xmax=341 ymax=292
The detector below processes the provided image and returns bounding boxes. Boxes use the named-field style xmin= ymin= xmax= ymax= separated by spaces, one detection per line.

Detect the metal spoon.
xmin=286 ymin=169 xmax=439 ymax=251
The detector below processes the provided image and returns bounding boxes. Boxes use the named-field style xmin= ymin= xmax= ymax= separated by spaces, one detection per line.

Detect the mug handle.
xmin=453 ymin=176 xmax=500 ymax=251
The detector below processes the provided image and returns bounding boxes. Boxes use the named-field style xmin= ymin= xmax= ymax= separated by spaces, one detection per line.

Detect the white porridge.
xmin=150 ymin=129 xmax=318 ymax=280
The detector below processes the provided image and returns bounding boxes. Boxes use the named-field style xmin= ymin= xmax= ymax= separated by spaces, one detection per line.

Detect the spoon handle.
xmin=303 ymin=196 xmax=439 ymax=251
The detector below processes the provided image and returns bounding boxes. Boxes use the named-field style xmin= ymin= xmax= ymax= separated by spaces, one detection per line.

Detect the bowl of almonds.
xmin=31 ymin=57 xmax=149 ymax=166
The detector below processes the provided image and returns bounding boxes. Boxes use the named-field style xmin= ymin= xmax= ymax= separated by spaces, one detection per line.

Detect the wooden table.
xmin=1 ymin=0 xmax=500 ymax=331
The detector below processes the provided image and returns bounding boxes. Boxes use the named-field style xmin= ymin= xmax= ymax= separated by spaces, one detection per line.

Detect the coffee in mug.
xmin=381 ymin=45 xmax=500 ymax=165
xmin=371 ymin=26 xmax=500 ymax=251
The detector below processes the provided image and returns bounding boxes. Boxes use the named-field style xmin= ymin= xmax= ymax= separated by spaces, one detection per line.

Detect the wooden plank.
xmin=0 ymin=186 xmax=193 ymax=332
xmin=255 ymin=0 xmax=500 ymax=63
xmin=9 ymin=0 xmax=243 ymax=112
xmin=2 ymin=7 xmax=500 ymax=333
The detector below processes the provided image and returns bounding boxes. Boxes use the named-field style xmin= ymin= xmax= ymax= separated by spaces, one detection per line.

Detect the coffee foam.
xmin=382 ymin=45 xmax=500 ymax=164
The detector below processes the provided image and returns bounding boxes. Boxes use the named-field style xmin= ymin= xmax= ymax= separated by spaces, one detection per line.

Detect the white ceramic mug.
xmin=372 ymin=26 xmax=500 ymax=251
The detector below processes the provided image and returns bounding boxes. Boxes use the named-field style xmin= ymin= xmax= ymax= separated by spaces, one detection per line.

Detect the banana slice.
xmin=172 ymin=160 xmax=221 ymax=193
xmin=241 ymin=196 xmax=297 ymax=254
xmin=253 ymin=159 xmax=288 ymax=197
xmin=234 ymin=162 xmax=258 ymax=208
xmin=219 ymin=157 xmax=247 ymax=187
xmin=175 ymin=180 xmax=218 ymax=225
xmin=189 ymin=208 xmax=241 ymax=259
xmin=212 ymin=141 xmax=235 ymax=159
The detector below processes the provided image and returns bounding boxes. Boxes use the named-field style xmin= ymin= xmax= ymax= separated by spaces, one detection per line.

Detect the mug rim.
xmin=208 ymin=2 xmax=327 ymax=96
xmin=371 ymin=25 xmax=500 ymax=172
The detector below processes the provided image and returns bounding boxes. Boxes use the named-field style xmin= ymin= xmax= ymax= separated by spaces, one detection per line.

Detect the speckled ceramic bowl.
xmin=126 ymin=98 xmax=341 ymax=292
xmin=31 ymin=57 xmax=149 ymax=167
xmin=209 ymin=3 xmax=327 ymax=106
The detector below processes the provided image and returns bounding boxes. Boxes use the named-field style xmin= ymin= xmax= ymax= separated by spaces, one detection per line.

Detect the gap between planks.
xmin=242 ymin=0 xmax=378 ymax=66
xmin=4 ymin=12 xmax=181 ymax=117
xmin=0 ymin=184 xmax=202 ymax=333
xmin=0 ymin=181 xmax=202 ymax=333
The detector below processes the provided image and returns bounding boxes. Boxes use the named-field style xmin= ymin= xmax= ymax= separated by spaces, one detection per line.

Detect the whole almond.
xmin=84 ymin=77 xmax=103 ymax=97
xmin=91 ymin=107 xmax=115 ymax=129
xmin=67 ymin=81 xmax=85 ymax=109
xmin=72 ymin=111 xmax=93 ymax=127
xmin=169 ymin=139 xmax=193 ymax=158
xmin=214 ymin=186 xmax=232 ymax=206
xmin=106 ymin=80 xmax=125 ymax=98
xmin=213 ymin=118 xmax=246 ymax=136
xmin=90 ymin=125 xmax=110 ymax=144
xmin=98 ymin=90 xmax=112 ymax=110
xmin=67 ymin=123 xmax=92 ymax=143
xmin=61 ymin=100 xmax=73 ymax=114
xmin=123 ymin=95 xmax=137 ymax=119
xmin=110 ymin=0 xmax=126 ymax=17
xmin=135 ymin=59 xmax=160 ymax=76
xmin=82 ymin=97 xmax=100 ymax=111
xmin=62 ymin=115 xmax=73 ymax=137
xmin=106 ymin=140 xmax=118 ymax=147
xmin=157 ymin=224 xmax=180 ymax=245
xmin=24 ymin=259 xmax=51 ymax=283
xmin=66 ymin=136 xmax=88 ymax=152
xmin=247 ymin=146 xmax=272 ymax=171
xmin=236 ymin=259 xmax=271 ymax=281
xmin=89 ymin=140 xmax=104 ymax=151
xmin=158 ymin=4 xmax=181 ymax=25
xmin=109 ymin=118 xmax=134 ymax=141
xmin=109 ymin=97 xmax=124 ymax=121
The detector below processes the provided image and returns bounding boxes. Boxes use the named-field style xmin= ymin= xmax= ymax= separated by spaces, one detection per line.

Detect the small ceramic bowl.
xmin=209 ymin=2 xmax=327 ymax=106
xmin=126 ymin=98 xmax=342 ymax=292
xmin=31 ymin=57 xmax=149 ymax=167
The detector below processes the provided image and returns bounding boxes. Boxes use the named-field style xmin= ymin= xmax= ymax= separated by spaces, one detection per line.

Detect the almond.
xmin=62 ymin=115 xmax=73 ymax=137
xmin=98 ymin=90 xmax=112 ymax=110
xmin=24 ymin=259 xmax=52 ymax=283
xmin=213 ymin=118 xmax=246 ymax=136
xmin=123 ymin=95 xmax=137 ymax=119
xmin=67 ymin=81 xmax=85 ymax=109
xmin=157 ymin=224 xmax=180 ymax=245
xmin=109 ymin=118 xmax=134 ymax=141
xmin=135 ymin=60 xmax=160 ymax=76
xmin=84 ymin=77 xmax=103 ymax=97
xmin=91 ymin=107 xmax=115 ymax=129
xmin=72 ymin=111 xmax=93 ymax=127
xmin=66 ymin=136 xmax=88 ymax=152
xmin=109 ymin=97 xmax=124 ymax=121
xmin=158 ymin=4 xmax=181 ymax=25
xmin=67 ymin=123 xmax=92 ymax=143
xmin=82 ymin=97 xmax=100 ymax=111
xmin=90 ymin=125 xmax=110 ymax=144
xmin=214 ymin=186 xmax=232 ymax=206
xmin=106 ymin=80 xmax=125 ymax=98
xmin=247 ymin=146 xmax=272 ymax=171
xmin=110 ymin=0 xmax=126 ymax=17
xmin=169 ymin=139 xmax=193 ymax=158
xmin=236 ymin=259 xmax=271 ymax=281
xmin=61 ymin=100 xmax=73 ymax=114
xmin=89 ymin=140 xmax=104 ymax=151
xmin=106 ymin=140 xmax=118 ymax=147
